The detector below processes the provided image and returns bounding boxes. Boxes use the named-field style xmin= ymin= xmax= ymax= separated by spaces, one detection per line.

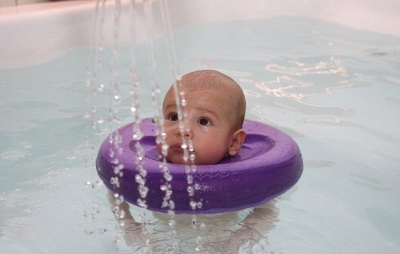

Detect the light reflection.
xmin=255 ymin=76 xmax=309 ymax=101
xmin=257 ymin=56 xmax=350 ymax=104
xmin=265 ymin=57 xmax=347 ymax=76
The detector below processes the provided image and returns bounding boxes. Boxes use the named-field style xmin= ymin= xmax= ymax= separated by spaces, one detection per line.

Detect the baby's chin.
xmin=166 ymin=156 xmax=196 ymax=165
xmin=156 ymin=147 xmax=221 ymax=165
xmin=166 ymin=156 xmax=220 ymax=165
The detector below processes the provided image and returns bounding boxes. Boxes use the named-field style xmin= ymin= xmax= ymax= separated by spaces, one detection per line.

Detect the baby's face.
xmin=158 ymin=87 xmax=235 ymax=165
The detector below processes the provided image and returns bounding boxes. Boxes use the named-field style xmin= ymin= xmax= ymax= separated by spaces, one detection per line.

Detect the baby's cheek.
xmin=156 ymin=142 xmax=168 ymax=157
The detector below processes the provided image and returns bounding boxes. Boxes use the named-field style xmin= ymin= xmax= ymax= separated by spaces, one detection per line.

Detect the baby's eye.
xmin=168 ymin=113 xmax=179 ymax=121
xmin=198 ymin=118 xmax=211 ymax=126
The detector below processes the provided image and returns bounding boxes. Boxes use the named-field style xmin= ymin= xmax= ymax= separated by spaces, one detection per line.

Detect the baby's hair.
xmin=180 ymin=70 xmax=246 ymax=130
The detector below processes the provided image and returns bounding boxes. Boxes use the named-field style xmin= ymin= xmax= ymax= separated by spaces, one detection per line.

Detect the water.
xmin=1 ymin=17 xmax=400 ymax=253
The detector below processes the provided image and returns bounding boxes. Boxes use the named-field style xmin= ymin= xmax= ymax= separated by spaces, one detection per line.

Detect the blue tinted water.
xmin=1 ymin=17 xmax=400 ymax=253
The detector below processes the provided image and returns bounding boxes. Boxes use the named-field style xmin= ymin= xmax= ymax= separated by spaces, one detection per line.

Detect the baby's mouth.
xmin=171 ymin=144 xmax=184 ymax=153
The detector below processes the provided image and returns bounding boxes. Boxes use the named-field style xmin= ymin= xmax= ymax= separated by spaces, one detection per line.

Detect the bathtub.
xmin=1 ymin=0 xmax=400 ymax=253
xmin=1 ymin=0 xmax=399 ymax=69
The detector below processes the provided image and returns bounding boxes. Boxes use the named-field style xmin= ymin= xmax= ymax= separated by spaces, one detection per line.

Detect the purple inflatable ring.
xmin=96 ymin=118 xmax=303 ymax=214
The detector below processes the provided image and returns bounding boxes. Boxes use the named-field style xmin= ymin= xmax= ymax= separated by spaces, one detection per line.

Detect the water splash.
xmin=85 ymin=0 xmax=206 ymax=251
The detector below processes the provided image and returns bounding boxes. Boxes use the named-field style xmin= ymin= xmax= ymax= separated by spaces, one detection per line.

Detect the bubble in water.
xmin=189 ymin=154 xmax=195 ymax=161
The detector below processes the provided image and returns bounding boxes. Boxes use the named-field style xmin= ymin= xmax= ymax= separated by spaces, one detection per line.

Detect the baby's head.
xmin=158 ymin=70 xmax=246 ymax=165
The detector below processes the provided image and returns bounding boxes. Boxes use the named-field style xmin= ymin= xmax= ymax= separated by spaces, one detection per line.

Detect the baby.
xmin=157 ymin=70 xmax=246 ymax=165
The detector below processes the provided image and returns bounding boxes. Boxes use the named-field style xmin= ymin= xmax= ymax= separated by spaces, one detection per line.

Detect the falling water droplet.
xmin=97 ymin=117 xmax=104 ymax=124
xmin=187 ymin=175 xmax=193 ymax=184
xmin=168 ymin=219 xmax=176 ymax=228
xmin=97 ymin=83 xmax=104 ymax=92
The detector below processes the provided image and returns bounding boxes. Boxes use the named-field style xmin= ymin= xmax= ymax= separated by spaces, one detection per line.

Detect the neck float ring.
xmin=96 ymin=118 xmax=303 ymax=214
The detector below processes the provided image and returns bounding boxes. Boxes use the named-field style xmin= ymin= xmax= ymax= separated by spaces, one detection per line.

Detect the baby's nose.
xmin=176 ymin=121 xmax=193 ymax=138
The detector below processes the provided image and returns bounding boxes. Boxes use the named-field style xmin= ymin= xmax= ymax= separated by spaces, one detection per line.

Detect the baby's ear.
xmin=228 ymin=128 xmax=246 ymax=156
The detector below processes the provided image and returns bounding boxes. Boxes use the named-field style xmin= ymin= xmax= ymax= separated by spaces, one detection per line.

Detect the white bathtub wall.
xmin=0 ymin=0 xmax=16 ymax=8
xmin=172 ymin=0 xmax=400 ymax=38
xmin=0 ymin=0 xmax=51 ymax=8
xmin=0 ymin=0 xmax=399 ymax=69
xmin=0 ymin=1 xmax=97 ymax=69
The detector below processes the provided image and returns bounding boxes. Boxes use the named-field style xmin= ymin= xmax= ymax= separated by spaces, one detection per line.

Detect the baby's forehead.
xmin=164 ymin=89 xmax=230 ymax=111
xmin=185 ymin=78 xmax=233 ymax=90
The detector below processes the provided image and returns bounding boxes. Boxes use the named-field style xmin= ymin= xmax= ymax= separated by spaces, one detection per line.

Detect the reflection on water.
xmin=108 ymin=192 xmax=279 ymax=252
